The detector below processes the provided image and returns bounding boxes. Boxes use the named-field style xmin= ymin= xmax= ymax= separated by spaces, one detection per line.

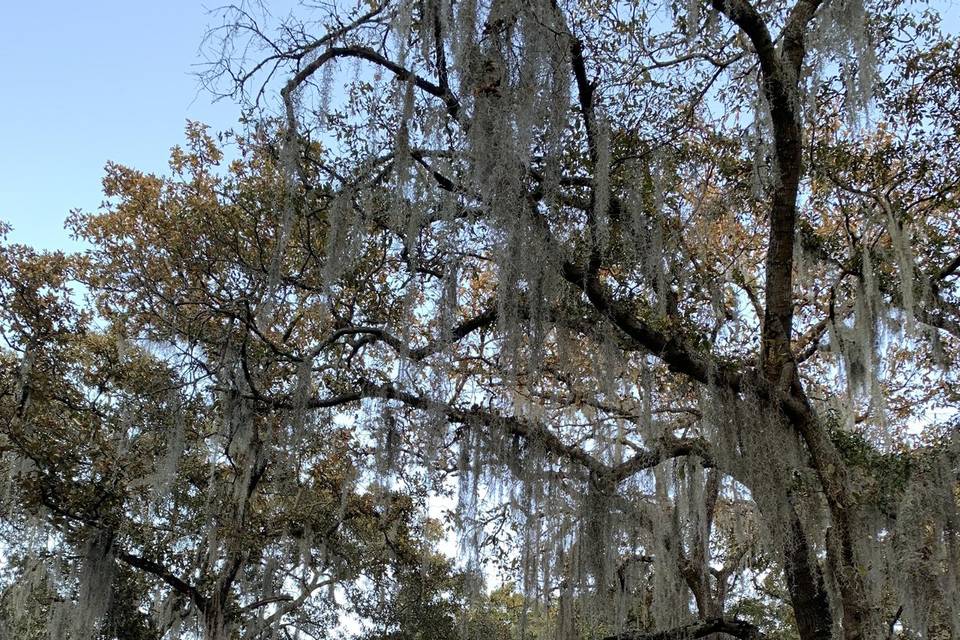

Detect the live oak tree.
xmin=2 ymin=0 xmax=960 ymax=639
xmin=199 ymin=1 xmax=958 ymax=638
xmin=0 ymin=132 xmax=450 ymax=639
xmin=199 ymin=0 xmax=959 ymax=637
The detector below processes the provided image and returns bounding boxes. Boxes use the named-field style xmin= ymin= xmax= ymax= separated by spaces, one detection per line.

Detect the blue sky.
xmin=0 ymin=2 xmax=248 ymax=250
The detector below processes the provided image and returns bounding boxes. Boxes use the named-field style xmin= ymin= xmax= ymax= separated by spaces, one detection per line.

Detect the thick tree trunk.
xmin=783 ymin=507 xmax=834 ymax=640
xmin=718 ymin=2 xmax=873 ymax=635
xmin=792 ymin=405 xmax=873 ymax=640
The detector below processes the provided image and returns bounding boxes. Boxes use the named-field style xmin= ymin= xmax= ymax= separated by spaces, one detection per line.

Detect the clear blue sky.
xmin=0 ymin=2 xmax=247 ymax=250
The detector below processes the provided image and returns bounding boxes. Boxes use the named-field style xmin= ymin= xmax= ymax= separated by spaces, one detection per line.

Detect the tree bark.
xmin=783 ymin=507 xmax=834 ymax=640
xmin=603 ymin=617 xmax=764 ymax=640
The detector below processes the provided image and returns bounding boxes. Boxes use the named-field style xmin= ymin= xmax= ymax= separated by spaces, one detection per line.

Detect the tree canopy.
xmin=1 ymin=1 xmax=959 ymax=639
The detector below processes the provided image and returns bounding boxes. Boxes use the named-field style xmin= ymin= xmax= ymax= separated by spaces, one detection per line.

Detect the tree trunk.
xmin=783 ymin=506 xmax=834 ymax=640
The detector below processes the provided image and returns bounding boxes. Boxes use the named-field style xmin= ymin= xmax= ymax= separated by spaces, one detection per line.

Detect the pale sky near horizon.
xmin=0 ymin=2 xmax=250 ymax=251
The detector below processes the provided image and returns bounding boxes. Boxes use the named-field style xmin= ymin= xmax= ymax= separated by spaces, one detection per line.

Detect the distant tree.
xmin=0 ymin=129 xmax=442 ymax=639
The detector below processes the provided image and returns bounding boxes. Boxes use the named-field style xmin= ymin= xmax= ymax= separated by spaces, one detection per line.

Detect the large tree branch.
xmin=781 ymin=0 xmax=825 ymax=76
xmin=570 ymin=37 xmax=598 ymax=163
xmin=282 ymin=46 xmax=461 ymax=124
xmin=117 ymin=551 xmax=209 ymax=614
xmin=292 ymin=381 xmax=718 ymax=485
xmin=559 ymin=257 xmax=822 ymax=435
xmin=409 ymin=304 xmax=498 ymax=360
xmin=354 ymin=382 xmax=612 ymax=478
xmin=299 ymin=303 xmax=498 ymax=363
xmin=709 ymin=0 xmax=782 ymax=91
xmin=710 ymin=0 xmax=812 ymax=382
xmin=938 ymin=252 xmax=960 ymax=280
xmin=602 ymin=617 xmax=764 ymax=640
xmin=610 ymin=437 xmax=715 ymax=483
xmin=559 ymin=260 xmax=743 ymax=390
